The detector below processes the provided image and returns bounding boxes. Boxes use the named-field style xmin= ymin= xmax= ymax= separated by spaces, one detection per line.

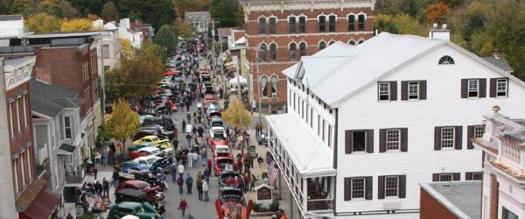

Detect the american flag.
xmin=267 ymin=161 xmax=278 ymax=186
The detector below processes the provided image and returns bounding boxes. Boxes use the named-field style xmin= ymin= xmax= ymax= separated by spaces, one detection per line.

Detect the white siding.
xmin=335 ymin=44 xmax=525 ymax=214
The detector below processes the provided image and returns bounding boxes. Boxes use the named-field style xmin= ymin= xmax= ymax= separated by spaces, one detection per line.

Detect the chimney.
xmin=429 ymin=23 xmax=450 ymax=41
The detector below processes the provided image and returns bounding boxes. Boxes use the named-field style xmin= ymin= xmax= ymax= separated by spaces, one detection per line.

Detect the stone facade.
xmin=241 ymin=0 xmax=375 ymax=111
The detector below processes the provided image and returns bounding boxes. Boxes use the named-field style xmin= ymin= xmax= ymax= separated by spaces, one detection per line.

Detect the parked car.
xmin=150 ymin=156 xmax=173 ymax=173
xmin=214 ymin=145 xmax=233 ymax=159
xmin=133 ymin=130 xmax=169 ymax=142
xmin=116 ymin=180 xmax=163 ymax=200
xmin=219 ymin=187 xmax=245 ymax=204
xmin=132 ymin=135 xmax=172 ymax=149
xmin=132 ymin=155 xmax=161 ymax=166
xmin=121 ymin=161 xmax=151 ymax=175
xmin=211 ymin=117 xmax=224 ymax=128
xmin=107 ymin=202 xmax=160 ymax=219
xmin=115 ymin=188 xmax=156 ymax=205
xmin=256 ymin=131 xmax=269 ymax=146
xmin=213 ymin=157 xmax=234 ymax=176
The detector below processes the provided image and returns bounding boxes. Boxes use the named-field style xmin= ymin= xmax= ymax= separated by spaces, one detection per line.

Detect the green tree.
xmin=117 ymin=0 xmax=176 ymax=31
xmin=210 ymin=0 xmax=244 ymax=28
xmin=375 ymin=13 xmax=427 ymax=36
xmin=155 ymin=24 xmax=178 ymax=52
xmin=101 ymin=1 xmax=119 ymax=22
xmin=221 ymin=96 xmax=252 ymax=131
xmin=105 ymin=99 xmax=140 ymax=148
xmin=60 ymin=1 xmax=79 ymax=18
xmin=26 ymin=12 xmax=61 ymax=33
xmin=9 ymin=0 xmax=42 ymax=16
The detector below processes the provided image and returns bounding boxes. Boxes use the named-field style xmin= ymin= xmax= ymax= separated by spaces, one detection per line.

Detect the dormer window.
xmin=438 ymin=55 xmax=455 ymax=65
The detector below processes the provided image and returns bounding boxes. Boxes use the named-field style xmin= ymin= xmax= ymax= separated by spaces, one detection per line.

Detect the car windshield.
xmin=216 ymin=147 xmax=229 ymax=153
xmin=218 ymin=159 xmax=233 ymax=168
xmin=221 ymin=190 xmax=242 ymax=201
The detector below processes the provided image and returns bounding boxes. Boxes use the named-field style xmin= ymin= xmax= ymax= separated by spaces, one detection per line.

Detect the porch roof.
xmin=266 ymin=114 xmax=335 ymax=177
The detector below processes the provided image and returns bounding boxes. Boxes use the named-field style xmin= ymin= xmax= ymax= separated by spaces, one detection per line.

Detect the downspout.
xmin=333 ymin=108 xmax=339 ymax=216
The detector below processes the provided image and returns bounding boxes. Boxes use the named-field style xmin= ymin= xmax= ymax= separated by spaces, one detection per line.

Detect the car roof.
xmin=134 ymin=155 xmax=160 ymax=161
xmin=118 ymin=201 xmax=143 ymax=208
xmin=215 ymin=145 xmax=229 ymax=149
xmin=137 ymin=147 xmax=160 ymax=153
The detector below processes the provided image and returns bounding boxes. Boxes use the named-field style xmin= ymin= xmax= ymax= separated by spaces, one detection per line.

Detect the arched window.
xmin=289 ymin=43 xmax=297 ymax=61
xmin=270 ymin=43 xmax=277 ymax=61
xmin=298 ymin=16 xmax=306 ymax=33
xmin=438 ymin=55 xmax=455 ymax=65
xmin=259 ymin=44 xmax=267 ymax=62
xmin=328 ymin=41 xmax=335 ymax=45
xmin=271 ymin=76 xmax=278 ymax=97
xmin=269 ymin=17 xmax=277 ymax=34
xmin=348 ymin=14 xmax=356 ymax=31
xmin=319 ymin=41 xmax=327 ymax=50
xmin=289 ymin=17 xmax=296 ymax=33
xmin=319 ymin=16 xmax=326 ymax=32
xmin=348 ymin=40 xmax=356 ymax=45
xmin=261 ymin=76 xmax=269 ymax=97
xmin=259 ymin=17 xmax=266 ymax=34
xmin=299 ymin=42 xmax=307 ymax=57
xmin=358 ymin=14 xmax=366 ymax=31
xmin=328 ymin=15 xmax=336 ymax=32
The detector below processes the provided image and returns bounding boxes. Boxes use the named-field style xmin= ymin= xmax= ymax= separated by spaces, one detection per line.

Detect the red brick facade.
xmin=34 ymin=45 xmax=99 ymax=116
xmin=420 ymin=189 xmax=459 ymax=219
xmin=243 ymin=3 xmax=375 ymax=110
xmin=6 ymin=81 xmax=35 ymax=197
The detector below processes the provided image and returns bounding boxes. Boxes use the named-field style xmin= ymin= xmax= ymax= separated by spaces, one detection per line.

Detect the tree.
xmin=60 ymin=1 xmax=79 ymax=19
xmin=221 ymin=96 xmax=252 ymax=131
xmin=155 ymin=24 xmax=178 ymax=52
xmin=60 ymin=18 xmax=93 ymax=32
xmin=9 ymin=0 xmax=42 ymax=16
xmin=26 ymin=12 xmax=61 ymax=33
xmin=105 ymin=99 xmax=140 ymax=149
xmin=375 ymin=13 xmax=427 ymax=36
xmin=101 ymin=1 xmax=119 ymax=22
xmin=119 ymin=39 xmax=135 ymax=60
xmin=425 ymin=2 xmax=451 ymax=24
xmin=174 ymin=19 xmax=193 ymax=38
xmin=117 ymin=0 xmax=176 ymax=31
xmin=172 ymin=0 xmax=212 ymax=16
xmin=210 ymin=0 xmax=244 ymax=28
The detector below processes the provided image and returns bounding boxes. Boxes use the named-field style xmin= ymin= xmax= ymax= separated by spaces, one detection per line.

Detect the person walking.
xmin=196 ymin=175 xmax=203 ymax=200
xmin=177 ymin=175 xmax=184 ymax=194
xmin=170 ymin=164 xmax=177 ymax=182
xmin=112 ymin=170 xmax=120 ymax=187
xmin=178 ymin=163 xmax=185 ymax=179
xmin=250 ymin=175 xmax=257 ymax=191
xmin=203 ymin=167 xmax=211 ymax=183
xmin=102 ymin=178 xmax=110 ymax=198
xmin=202 ymin=179 xmax=209 ymax=201
xmin=178 ymin=198 xmax=189 ymax=217
xmin=186 ymin=173 xmax=193 ymax=194
xmin=182 ymin=119 xmax=187 ymax=133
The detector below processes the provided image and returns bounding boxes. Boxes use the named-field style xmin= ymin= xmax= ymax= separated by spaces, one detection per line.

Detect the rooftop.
xmin=0 ymin=14 xmax=23 ymax=21
xmin=421 ymin=181 xmax=481 ymax=219
xmin=23 ymin=32 xmax=100 ymax=39
xmin=30 ymin=79 xmax=79 ymax=117
xmin=482 ymin=56 xmax=513 ymax=73
xmin=266 ymin=113 xmax=335 ymax=177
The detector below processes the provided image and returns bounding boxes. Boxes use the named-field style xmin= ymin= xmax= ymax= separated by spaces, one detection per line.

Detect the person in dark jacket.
xmin=186 ymin=173 xmax=193 ymax=194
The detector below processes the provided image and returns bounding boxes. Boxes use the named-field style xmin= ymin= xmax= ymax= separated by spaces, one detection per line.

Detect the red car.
xmin=213 ymin=157 xmax=234 ymax=176
xmin=116 ymin=180 xmax=164 ymax=201
xmin=214 ymin=145 xmax=233 ymax=160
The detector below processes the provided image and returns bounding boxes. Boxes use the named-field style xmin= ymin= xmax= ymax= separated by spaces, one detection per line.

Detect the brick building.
xmin=419 ymin=181 xmax=481 ymax=219
xmin=241 ymin=0 xmax=375 ymax=112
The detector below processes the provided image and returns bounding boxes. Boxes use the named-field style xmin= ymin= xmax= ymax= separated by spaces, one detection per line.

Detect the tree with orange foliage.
xmin=60 ymin=18 xmax=93 ymax=32
xmin=425 ymin=2 xmax=451 ymax=24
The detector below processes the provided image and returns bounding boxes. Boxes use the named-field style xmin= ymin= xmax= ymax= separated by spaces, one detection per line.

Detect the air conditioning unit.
xmin=272 ymin=93 xmax=277 ymax=98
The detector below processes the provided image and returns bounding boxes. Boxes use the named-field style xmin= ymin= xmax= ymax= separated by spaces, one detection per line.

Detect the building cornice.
xmin=242 ymin=0 xmax=375 ymax=13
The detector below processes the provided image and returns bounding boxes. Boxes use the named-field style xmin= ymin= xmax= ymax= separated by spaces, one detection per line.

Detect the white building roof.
xmin=266 ymin=113 xmax=335 ymax=177
xmin=286 ymin=32 xmax=525 ymax=107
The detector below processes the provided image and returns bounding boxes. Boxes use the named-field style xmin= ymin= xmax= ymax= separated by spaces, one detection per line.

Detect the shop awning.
xmin=266 ymin=114 xmax=336 ymax=177
xmin=20 ymin=189 xmax=61 ymax=219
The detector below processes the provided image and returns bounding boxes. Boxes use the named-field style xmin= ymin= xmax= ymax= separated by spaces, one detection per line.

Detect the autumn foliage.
xmin=221 ymin=97 xmax=252 ymax=131
xmin=425 ymin=2 xmax=451 ymax=24
xmin=60 ymin=18 xmax=93 ymax=32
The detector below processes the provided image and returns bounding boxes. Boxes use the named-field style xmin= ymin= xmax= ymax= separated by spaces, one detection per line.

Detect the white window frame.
xmin=496 ymin=78 xmax=508 ymax=97
xmin=408 ymin=81 xmax=420 ymax=100
xmin=16 ymin=99 xmax=21 ymax=133
xmin=441 ymin=127 xmax=455 ymax=148
xmin=9 ymin=102 xmax=14 ymax=137
xmin=378 ymin=82 xmax=390 ymax=101
xmin=384 ymin=176 xmax=399 ymax=197
xmin=467 ymin=79 xmax=479 ymax=98
xmin=386 ymin=129 xmax=401 ymax=151
xmin=13 ymin=160 xmax=18 ymax=193
xmin=439 ymin=173 xmax=453 ymax=181
xmin=64 ymin=116 xmax=72 ymax=139
xmin=351 ymin=178 xmax=365 ymax=199
xmin=474 ymin=125 xmax=484 ymax=138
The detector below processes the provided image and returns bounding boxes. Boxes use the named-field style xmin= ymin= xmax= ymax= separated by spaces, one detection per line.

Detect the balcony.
xmin=307 ymin=199 xmax=333 ymax=211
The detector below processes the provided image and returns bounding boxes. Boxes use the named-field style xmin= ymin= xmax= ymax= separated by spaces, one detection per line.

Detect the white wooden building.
xmin=474 ymin=108 xmax=525 ymax=219
xmin=265 ymin=27 xmax=525 ymax=218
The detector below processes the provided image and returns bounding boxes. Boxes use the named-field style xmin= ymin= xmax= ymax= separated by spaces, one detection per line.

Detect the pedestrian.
xmin=112 ymin=170 xmax=120 ymax=187
xmin=177 ymin=176 xmax=184 ymax=194
xmin=171 ymin=164 xmax=177 ymax=182
xmin=279 ymin=210 xmax=288 ymax=219
xmin=182 ymin=119 xmax=187 ymax=132
xmin=93 ymin=167 xmax=98 ymax=179
xmin=95 ymin=180 xmax=103 ymax=198
xmin=186 ymin=133 xmax=192 ymax=148
xmin=202 ymin=179 xmax=209 ymax=201
xmin=187 ymin=152 xmax=193 ymax=169
xmin=186 ymin=173 xmax=193 ymax=194
xmin=250 ymin=175 xmax=257 ymax=191
xmin=102 ymin=178 xmax=110 ymax=198
xmin=65 ymin=213 xmax=74 ymax=219
xmin=196 ymin=175 xmax=203 ymax=200
xmin=197 ymin=125 xmax=204 ymax=140
xmin=178 ymin=163 xmax=185 ymax=179
xmin=204 ymin=167 xmax=211 ymax=183
xmin=244 ymin=174 xmax=250 ymax=192
xmin=178 ymin=198 xmax=189 ymax=217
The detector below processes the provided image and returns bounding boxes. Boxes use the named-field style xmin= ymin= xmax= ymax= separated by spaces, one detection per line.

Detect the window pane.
xmin=319 ymin=41 xmax=326 ymax=50
xmin=439 ymin=174 xmax=453 ymax=181
xmin=351 ymin=178 xmax=365 ymax=198
xmin=408 ymin=82 xmax=419 ymax=100
xmin=358 ymin=15 xmax=365 ymax=31
xmin=289 ymin=43 xmax=297 ymax=61
xmin=441 ymin=127 xmax=455 ymax=148
xmin=386 ymin=129 xmax=400 ymax=150
xmin=352 ymin=131 xmax=366 ymax=152
xmin=269 ymin=17 xmax=276 ymax=34
xmin=270 ymin=44 xmax=277 ymax=61
xmin=259 ymin=44 xmax=267 ymax=62
xmin=261 ymin=76 xmax=269 ymax=97
xmin=298 ymin=16 xmax=306 ymax=33
xmin=271 ymin=76 xmax=278 ymax=96
xmin=319 ymin=16 xmax=326 ymax=32
xmin=496 ymin=78 xmax=507 ymax=97
xmin=329 ymin=15 xmax=336 ymax=32
xmin=474 ymin=126 xmax=484 ymax=138
xmin=289 ymin=17 xmax=296 ymax=33
xmin=299 ymin=43 xmax=307 ymax=56
xmin=259 ymin=17 xmax=266 ymax=34
xmin=385 ymin=176 xmax=398 ymax=197
xmin=468 ymin=80 xmax=479 ymax=97
xmin=348 ymin=15 xmax=355 ymax=31
xmin=378 ymin=82 xmax=390 ymax=101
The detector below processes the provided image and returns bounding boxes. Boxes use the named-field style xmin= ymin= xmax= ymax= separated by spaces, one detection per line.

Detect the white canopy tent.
xmin=229 ymin=75 xmax=247 ymax=85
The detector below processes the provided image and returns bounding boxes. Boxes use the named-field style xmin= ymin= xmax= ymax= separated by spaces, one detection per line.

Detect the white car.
xmin=132 ymin=155 xmax=161 ymax=166
xmin=136 ymin=146 xmax=161 ymax=156
xmin=210 ymin=126 xmax=227 ymax=140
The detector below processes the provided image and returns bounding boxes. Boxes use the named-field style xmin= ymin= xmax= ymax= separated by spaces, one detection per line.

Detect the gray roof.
xmin=482 ymin=56 xmax=513 ymax=73
xmin=59 ymin=143 xmax=76 ymax=153
xmin=30 ymin=79 xmax=79 ymax=117
xmin=421 ymin=181 xmax=481 ymax=219
xmin=184 ymin=11 xmax=211 ymax=23
xmin=0 ymin=15 xmax=23 ymax=21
